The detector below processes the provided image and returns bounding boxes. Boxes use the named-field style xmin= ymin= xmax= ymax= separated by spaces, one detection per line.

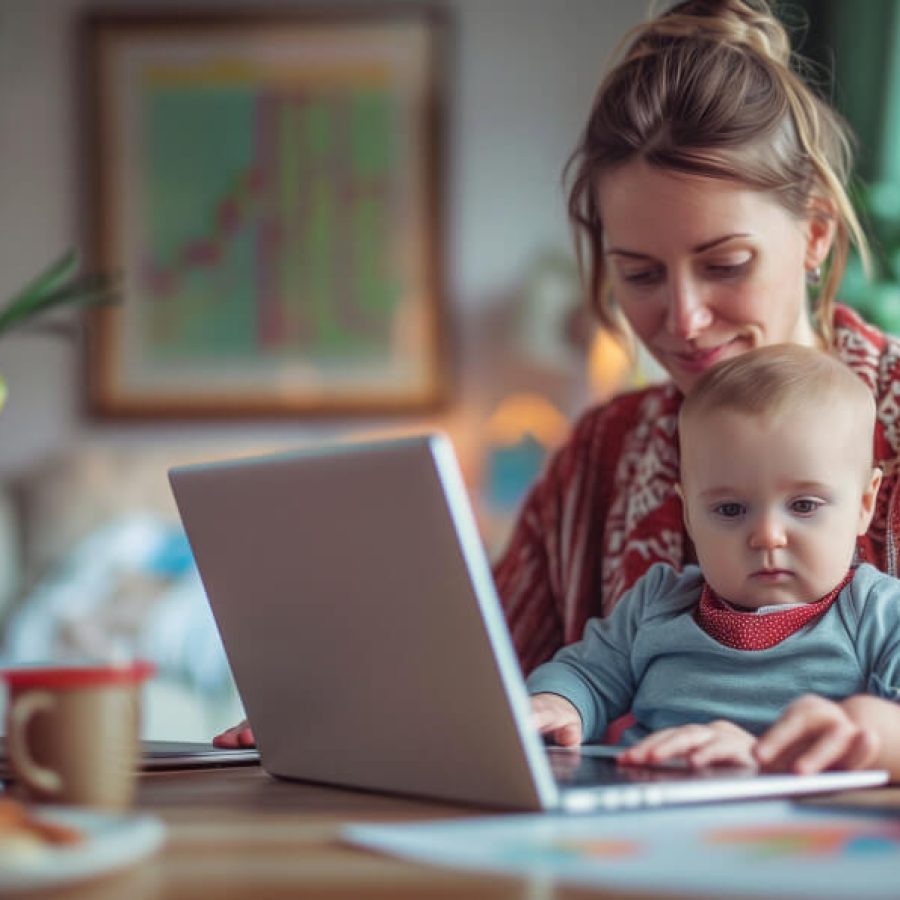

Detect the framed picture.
xmin=83 ymin=10 xmax=448 ymax=418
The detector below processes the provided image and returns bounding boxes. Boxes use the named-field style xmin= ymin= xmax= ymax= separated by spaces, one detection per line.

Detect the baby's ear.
xmin=858 ymin=467 xmax=883 ymax=535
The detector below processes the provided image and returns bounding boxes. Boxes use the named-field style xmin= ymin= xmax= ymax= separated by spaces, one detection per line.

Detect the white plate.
xmin=0 ymin=806 xmax=166 ymax=891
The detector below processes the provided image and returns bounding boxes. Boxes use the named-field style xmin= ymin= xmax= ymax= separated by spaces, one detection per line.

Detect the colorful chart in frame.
xmin=140 ymin=65 xmax=402 ymax=365
xmin=88 ymin=14 xmax=444 ymax=414
xmin=344 ymin=800 xmax=900 ymax=898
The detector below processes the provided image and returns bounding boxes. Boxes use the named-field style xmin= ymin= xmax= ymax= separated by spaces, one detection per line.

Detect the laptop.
xmin=168 ymin=433 xmax=889 ymax=812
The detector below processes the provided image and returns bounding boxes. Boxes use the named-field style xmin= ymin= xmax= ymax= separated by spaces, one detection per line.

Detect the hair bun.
xmin=633 ymin=0 xmax=792 ymax=69
xmin=566 ymin=0 xmax=865 ymax=347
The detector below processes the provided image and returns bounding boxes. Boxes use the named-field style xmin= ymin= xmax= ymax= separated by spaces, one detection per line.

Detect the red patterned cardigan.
xmin=494 ymin=305 xmax=900 ymax=675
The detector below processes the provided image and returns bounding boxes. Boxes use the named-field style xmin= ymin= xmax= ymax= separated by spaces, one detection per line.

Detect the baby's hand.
xmin=619 ymin=720 xmax=756 ymax=769
xmin=530 ymin=693 xmax=583 ymax=746
xmin=212 ymin=718 xmax=256 ymax=749
xmin=755 ymin=694 xmax=879 ymax=775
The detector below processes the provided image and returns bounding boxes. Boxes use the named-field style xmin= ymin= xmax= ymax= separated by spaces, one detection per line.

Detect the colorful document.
xmin=345 ymin=800 xmax=900 ymax=897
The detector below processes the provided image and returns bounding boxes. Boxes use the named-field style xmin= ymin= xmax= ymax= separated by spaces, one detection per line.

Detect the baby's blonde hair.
xmin=679 ymin=344 xmax=875 ymax=470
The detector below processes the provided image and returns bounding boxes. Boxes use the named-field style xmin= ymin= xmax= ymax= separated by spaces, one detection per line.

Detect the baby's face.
xmin=679 ymin=403 xmax=880 ymax=608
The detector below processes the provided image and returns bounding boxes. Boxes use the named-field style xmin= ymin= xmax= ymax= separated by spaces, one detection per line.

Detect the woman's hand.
xmin=755 ymin=694 xmax=879 ymax=775
xmin=212 ymin=719 xmax=256 ymax=749
xmin=530 ymin=693 xmax=583 ymax=746
xmin=619 ymin=720 xmax=756 ymax=769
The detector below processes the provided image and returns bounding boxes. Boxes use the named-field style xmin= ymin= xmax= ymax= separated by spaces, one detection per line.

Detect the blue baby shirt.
xmin=525 ymin=562 xmax=900 ymax=744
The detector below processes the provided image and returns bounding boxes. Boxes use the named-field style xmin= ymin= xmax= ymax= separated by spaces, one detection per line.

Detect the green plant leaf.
xmin=2 ymin=249 xmax=77 ymax=310
xmin=0 ymin=251 xmax=118 ymax=337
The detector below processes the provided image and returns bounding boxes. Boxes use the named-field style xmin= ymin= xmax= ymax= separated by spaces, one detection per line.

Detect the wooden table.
xmin=18 ymin=765 xmax=900 ymax=900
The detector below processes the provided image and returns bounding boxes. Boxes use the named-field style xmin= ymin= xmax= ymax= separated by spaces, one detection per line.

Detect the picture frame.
xmin=83 ymin=10 xmax=448 ymax=418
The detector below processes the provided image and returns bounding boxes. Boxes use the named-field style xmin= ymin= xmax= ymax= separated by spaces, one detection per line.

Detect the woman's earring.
xmin=806 ymin=265 xmax=822 ymax=286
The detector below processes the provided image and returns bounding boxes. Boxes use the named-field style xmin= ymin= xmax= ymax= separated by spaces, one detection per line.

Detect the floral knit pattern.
xmin=600 ymin=386 xmax=683 ymax=616
xmin=494 ymin=305 xmax=900 ymax=674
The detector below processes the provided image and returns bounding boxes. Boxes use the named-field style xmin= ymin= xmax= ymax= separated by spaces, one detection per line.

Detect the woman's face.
xmin=598 ymin=161 xmax=829 ymax=393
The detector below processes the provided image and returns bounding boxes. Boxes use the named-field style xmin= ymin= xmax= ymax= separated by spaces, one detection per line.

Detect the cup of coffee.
xmin=1 ymin=661 xmax=155 ymax=809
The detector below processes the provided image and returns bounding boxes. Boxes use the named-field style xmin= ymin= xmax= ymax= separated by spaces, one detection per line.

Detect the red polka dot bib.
xmin=694 ymin=570 xmax=853 ymax=650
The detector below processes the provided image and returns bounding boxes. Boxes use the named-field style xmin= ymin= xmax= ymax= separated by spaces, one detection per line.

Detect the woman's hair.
xmin=566 ymin=0 xmax=869 ymax=347
xmin=679 ymin=344 xmax=875 ymax=470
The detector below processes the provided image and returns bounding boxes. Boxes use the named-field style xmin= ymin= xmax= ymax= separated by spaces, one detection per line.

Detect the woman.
xmin=214 ymin=0 xmax=900 ymax=749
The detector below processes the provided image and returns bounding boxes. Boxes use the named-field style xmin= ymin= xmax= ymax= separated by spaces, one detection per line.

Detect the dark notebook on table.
xmin=0 ymin=738 xmax=258 ymax=780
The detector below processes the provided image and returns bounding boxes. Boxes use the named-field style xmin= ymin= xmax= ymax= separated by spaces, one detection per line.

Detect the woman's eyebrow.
xmin=606 ymin=233 xmax=751 ymax=257
xmin=605 ymin=248 xmax=653 ymax=259
xmin=693 ymin=233 xmax=751 ymax=253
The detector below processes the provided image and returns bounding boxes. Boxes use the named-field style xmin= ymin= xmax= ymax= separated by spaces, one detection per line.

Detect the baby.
xmin=528 ymin=343 xmax=900 ymax=779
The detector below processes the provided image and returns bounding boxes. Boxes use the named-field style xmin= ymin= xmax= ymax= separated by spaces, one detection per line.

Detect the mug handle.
xmin=8 ymin=690 xmax=63 ymax=795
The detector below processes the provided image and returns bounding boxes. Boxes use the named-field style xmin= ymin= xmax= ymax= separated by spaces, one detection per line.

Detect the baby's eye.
xmin=790 ymin=498 xmax=823 ymax=516
xmin=713 ymin=502 xmax=746 ymax=518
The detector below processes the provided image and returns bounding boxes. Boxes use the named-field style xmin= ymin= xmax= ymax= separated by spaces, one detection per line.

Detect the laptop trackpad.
xmin=547 ymin=745 xmax=752 ymax=787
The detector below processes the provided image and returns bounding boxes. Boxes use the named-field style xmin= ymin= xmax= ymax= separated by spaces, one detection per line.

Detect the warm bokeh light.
xmin=484 ymin=392 xmax=569 ymax=447
xmin=587 ymin=328 xmax=632 ymax=399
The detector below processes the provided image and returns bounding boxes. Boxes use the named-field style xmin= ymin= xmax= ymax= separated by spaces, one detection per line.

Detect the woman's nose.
xmin=748 ymin=513 xmax=788 ymax=550
xmin=666 ymin=280 xmax=713 ymax=339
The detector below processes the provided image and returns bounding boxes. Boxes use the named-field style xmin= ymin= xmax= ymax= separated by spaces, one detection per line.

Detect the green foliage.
xmin=0 ymin=249 xmax=117 ymax=338
xmin=842 ymin=181 xmax=900 ymax=335
xmin=0 ymin=250 xmax=118 ymax=405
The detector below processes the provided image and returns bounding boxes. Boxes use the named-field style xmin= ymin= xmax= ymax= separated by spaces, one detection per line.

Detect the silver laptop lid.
xmin=169 ymin=433 xmax=559 ymax=811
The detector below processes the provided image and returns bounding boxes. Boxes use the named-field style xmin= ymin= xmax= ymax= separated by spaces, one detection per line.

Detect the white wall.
xmin=0 ymin=0 xmax=643 ymax=475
